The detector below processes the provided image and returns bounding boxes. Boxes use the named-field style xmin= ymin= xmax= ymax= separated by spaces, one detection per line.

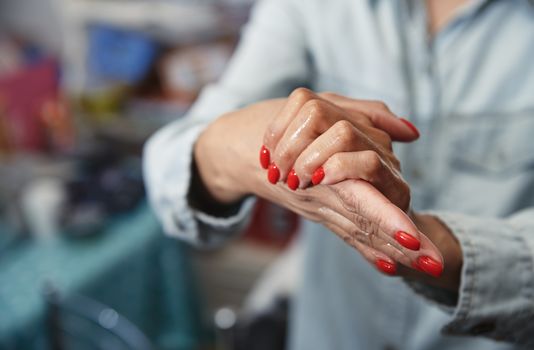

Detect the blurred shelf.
xmin=58 ymin=0 xmax=253 ymax=94
xmin=77 ymin=98 xmax=190 ymax=146
xmin=62 ymin=1 xmax=235 ymax=44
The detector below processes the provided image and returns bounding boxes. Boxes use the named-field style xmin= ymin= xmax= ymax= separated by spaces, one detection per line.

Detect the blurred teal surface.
xmin=0 ymin=202 xmax=204 ymax=349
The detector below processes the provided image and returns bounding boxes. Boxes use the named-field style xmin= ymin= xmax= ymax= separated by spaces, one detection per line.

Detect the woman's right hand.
xmin=194 ymin=89 xmax=443 ymax=276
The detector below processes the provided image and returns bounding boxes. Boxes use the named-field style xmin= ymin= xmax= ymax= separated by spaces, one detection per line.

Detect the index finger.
xmin=263 ymin=88 xmax=320 ymax=152
xmin=320 ymin=93 xmax=420 ymax=142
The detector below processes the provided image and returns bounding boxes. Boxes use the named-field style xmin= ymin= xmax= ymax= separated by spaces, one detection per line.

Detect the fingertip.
xmin=416 ymin=230 xmax=445 ymax=267
xmin=399 ymin=118 xmax=420 ymax=139
xmin=267 ymin=163 xmax=280 ymax=184
xmin=375 ymin=259 xmax=397 ymax=276
xmin=259 ymin=145 xmax=270 ymax=169
xmin=287 ymin=169 xmax=300 ymax=190
xmin=394 ymin=230 xmax=421 ymax=251
xmin=416 ymin=255 xmax=443 ymax=278
xmin=311 ymin=166 xmax=325 ymax=186
xmin=372 ymin=113 xmax=419 ymax=143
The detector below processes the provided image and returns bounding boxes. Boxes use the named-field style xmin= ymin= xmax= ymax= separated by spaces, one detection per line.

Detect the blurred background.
xmin=0 ymin=0 xmax=300 ymax=349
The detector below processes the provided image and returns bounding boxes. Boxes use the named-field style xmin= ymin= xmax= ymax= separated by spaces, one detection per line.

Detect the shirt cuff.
xmin=144 ymin=121 xmax=255 ymax=249
xmin=192 ymin=197 xmax=256 ymax=248
xmin=406 ymin=211 xmax=534 ymax=344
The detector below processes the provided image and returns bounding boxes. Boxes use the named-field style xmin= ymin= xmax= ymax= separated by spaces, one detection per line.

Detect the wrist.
xmin=191 ymin=98 xmax=289 ymax=206
xmin=194 ymin=124 xmax=248 ymax=204
xmin=194 ymin=113 xmax=267 ymax=204
xmin=188 ymin=146 xmax=246 ymax=216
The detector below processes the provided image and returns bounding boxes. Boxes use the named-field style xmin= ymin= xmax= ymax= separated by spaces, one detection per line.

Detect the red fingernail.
xmin=375 ymin=259 xmax=397 ymax=276
xmin=287 ymin=169 xmax=300 ymax=191
xmin=311 ymin=167 xmax=325 ymax=185
xmin=267 ymin=163 xmax=280 ymax=184
xmin=259 ymin=145 xmax=270 ymax=169
xmin=400 ymin=118 xmax=420 ymax=138
xmin=411 ymin=261 xmax=424 ymax=272
xmin=394 ymin=231 xmax=421 ymax=251
xmin=416 ymin=256 xmax=443 ymax=278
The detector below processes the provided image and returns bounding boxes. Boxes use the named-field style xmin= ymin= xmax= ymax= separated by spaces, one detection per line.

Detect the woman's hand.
xmin=261 ymin=88 xmax=419 ymax=211
xmin=259 ymin=89 xmax=460 ymax=289
xmin=194 ymin=88 xmax=443 ymax=279
xmin=257 ymin=89 xmax=443 ymax=275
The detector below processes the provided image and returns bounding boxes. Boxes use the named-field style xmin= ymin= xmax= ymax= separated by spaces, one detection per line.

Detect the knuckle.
xmin=363 ymin=151 xmax=383 ymax=174
xmin=333 ymin=120 xmax=356 ymax=144
xmin=301 ymin=99 xmax=328 ymax=124
xmin=370 ymin=100 xmax=391 ymax=111
xmin=353 ymin=234 xmax=368 ymax=246
xmin=290 ymin=87 xmax=315 ymax=104
xmin=352 ymin=213 xmax=378 ymax=240
xmin=302 ymin=98 xmax=324 ymax=115
xmin=335 ymin=184 xmax=360 ymax=211
xmin=374 ymin=129 xmax=392 ymax=147
xmin=319 ymin=91 xmax=340 ymax=99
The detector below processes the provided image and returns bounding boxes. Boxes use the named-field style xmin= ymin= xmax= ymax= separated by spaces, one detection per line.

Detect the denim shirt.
xmin=143 ymin=0 xmax=534 ymax=348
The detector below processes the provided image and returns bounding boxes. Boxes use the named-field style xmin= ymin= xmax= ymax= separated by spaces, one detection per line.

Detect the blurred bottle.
xmin=40 ymin=97 xmax=75 ymax=152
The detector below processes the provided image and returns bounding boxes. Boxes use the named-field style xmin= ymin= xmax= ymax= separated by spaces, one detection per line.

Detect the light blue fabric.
xmin=143 ymin=0 xmax=534 ymax=348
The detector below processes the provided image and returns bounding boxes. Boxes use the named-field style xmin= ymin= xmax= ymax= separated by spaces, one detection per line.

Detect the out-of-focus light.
xmin=214 ymin=307 xmax=236 ymax=330
xmin=99 ymin=308 xmax=119 ymax=329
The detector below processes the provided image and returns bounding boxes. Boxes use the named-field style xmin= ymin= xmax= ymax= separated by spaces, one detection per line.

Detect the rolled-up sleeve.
xmin=143 ymin=116 xmax=257 ymax=247
xmin=143 ymin=0 xmax=309 ymax=247
xmin=406 ymin=209 xmax=534 ymax=346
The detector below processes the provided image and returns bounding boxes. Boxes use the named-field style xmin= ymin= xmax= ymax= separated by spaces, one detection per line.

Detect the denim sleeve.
xmin=405 ymin=210 xmax=534 ymax=346
xmin=143 ymin=0 xmax=309 ymax=247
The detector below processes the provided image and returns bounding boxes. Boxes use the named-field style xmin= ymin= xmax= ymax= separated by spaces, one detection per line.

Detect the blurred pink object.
xmin=0 ymin=59 xmax=58 ymax=151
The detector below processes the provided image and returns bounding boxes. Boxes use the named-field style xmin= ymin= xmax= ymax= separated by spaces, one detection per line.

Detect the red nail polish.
xmin=416 ymin=256 xmax=443 ymax=278
xmin=311 ymin=167 xmax=325 ymax=185
xmin=394 ymin=231 xmax=421 ymax=251
xmin=287 ymin=169 xmax=300 ymax=190
xmin=267 ymin=163 xmax=280 ymax=184
xmin=400 ymin=118 xmax=420 ymax=138
xmin=411 ymin=261 xmax=424 ymax=272
xmin=260 ymin=145 xmax=270 ymax=169
xmin=375 ymin=259 xmax=397 ymax=276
